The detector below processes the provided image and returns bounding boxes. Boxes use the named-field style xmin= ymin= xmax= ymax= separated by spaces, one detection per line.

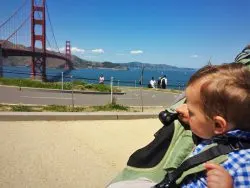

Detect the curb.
xmin=0 ymin=112 xmax=158 ymax=121
xmin=0 ymin=85 xmax=126 ymax=95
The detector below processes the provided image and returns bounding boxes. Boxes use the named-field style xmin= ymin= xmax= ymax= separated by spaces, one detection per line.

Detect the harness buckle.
xmin=229 ymin=139 xmax=245 ymax=151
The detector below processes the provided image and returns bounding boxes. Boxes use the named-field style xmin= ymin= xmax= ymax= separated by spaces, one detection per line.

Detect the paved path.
xmin=0 ymin=85 xmax=182 ymax=107
xmin=0 ymin=119 xmax=162 ymax=188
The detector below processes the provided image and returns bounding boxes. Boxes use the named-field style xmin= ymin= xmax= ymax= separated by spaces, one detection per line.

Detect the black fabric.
xmin=192 ymin=134 xmax=202 ymax=145
xmin=162 ymin=79 xmax=166 ymax=89
xmin=127 ymin=122 xmax=175 ymax=168
xmin=154 ymin=136 xmax=250 ymax=188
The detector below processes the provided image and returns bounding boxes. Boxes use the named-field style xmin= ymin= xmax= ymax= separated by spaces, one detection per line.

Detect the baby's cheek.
xmin=188 ymin=118 xmax=193 ymax=125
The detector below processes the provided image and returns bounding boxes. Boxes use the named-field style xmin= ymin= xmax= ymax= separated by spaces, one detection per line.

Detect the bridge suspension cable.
xmin=3 ymin=14 xmax=31 ymax=44
xmin=0 ymin=0 xmax=72 ymax=80
xmin=0 ymin=0 xmax=30 ymax=48
xmin=0 ymin=0 xmax=28 ymax=29
xmin=45 ymin=2 xmax=60 ymax=53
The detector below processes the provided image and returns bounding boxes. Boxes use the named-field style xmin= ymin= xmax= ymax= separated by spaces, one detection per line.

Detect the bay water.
xmin=2 ymin=66 xmax=196 ymax=90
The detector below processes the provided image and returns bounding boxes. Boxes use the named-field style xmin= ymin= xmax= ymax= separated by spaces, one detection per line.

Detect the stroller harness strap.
xmin=155 ymin=135 xmax=250 ymax=188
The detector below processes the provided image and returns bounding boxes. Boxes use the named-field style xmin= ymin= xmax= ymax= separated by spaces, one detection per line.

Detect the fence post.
xmin=135 ymin=80 xmax=136 ymax=88
xmin=110 ymin=76 xmax=113 ymax=104
xmin=0 ymin=44 xmax=3 ymax=77
xmin=71 ymin=75 xmax=74 ymax=110
xmin=19 ymin=80 xmax=22 ymax=91
xmin=140 ymin=86 xmax=144 ymax=112
xmin=61 ymin=72 xmax=64 ymax=91
xmin=118 ymin=80 xmax=119 ymax=88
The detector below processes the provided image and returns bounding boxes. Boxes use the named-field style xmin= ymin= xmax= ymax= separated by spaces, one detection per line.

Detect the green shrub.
xmin=11 ymin=105 xmax=33 ymax=112
xmin=74 ymin=85 xmax=85 ymax=90
xmin=43 ymin=105 xmax=68 ymax=112
xmin=92 ymin=103 xmax=128 ymax=111
xmin=72 ymin=80 xmax=86 ymax=85
xmin=72 ymin=106 xmax=86 ymax=112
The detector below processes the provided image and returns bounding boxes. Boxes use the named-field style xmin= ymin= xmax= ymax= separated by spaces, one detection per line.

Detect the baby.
xmin=108 ymin=63 xmax=250 ymax=188
xmin=176 ymin=63 xmax=250 ymax=187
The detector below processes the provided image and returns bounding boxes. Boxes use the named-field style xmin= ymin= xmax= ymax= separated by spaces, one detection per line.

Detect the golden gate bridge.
xmin=0 ymin=0 xmax=72 ymax=81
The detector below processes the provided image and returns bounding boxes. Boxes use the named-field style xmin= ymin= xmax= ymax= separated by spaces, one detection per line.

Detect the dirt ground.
xmin=0 ymin=119 xmax=162 ymax=188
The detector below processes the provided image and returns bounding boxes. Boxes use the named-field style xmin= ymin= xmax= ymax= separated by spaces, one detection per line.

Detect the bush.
xmin=11 ymin=105 xmax=33 ymax=112
xmin=43 ymin=105 xmax=68 ymax=112
xmin=74 ymin=85 xmax=85 ymax=90
xmin=72 ymin=106 xmax=86 ymax=112
xmin=72 ymin=80 xmax=86 ymax=85
xmin=92 ymin=103 xmax=128 ymax=111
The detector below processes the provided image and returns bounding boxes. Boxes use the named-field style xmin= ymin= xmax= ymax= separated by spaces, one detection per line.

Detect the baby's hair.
xmin=187 ymin=63 xmax=250 ymax=130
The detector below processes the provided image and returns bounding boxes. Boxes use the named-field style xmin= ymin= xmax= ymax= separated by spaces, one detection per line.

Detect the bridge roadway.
xmin=0 ymin=85 xmax=181 ymax=107
xmin=1 ymin=48 xmax=69 ymax=62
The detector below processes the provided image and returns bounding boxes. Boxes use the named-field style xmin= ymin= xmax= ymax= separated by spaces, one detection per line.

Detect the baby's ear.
xmin=213 ymin=116 xmax=229 ymax=135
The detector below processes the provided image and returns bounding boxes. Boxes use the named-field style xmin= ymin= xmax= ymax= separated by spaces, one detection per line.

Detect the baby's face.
xmin=185 ymin=83 xmax=215 ymax=139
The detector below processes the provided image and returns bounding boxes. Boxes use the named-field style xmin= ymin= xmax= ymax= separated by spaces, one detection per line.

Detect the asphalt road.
xmin=0 ymin=85 xmax=182 ymax=107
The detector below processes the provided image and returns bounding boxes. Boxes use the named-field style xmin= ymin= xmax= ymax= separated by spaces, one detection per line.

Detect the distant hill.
xmin=72 ymin=56 xmax=128 ymax=70
xmin=123 ymin=61 xmax=178 ymax=70
xmin=1 ymin=41 xmax=195 ymax=71
xmin=122 ymin=62 xmax=195 ymax=71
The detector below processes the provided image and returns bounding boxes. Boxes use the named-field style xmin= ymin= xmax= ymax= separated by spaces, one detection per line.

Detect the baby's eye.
xmin=188 ymin=110 xmax=194 ymax=117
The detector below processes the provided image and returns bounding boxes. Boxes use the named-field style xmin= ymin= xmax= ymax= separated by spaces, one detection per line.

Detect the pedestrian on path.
xmin=148 ymin=77 xmax=156 ymax=88
xmin=99 ymin=74 xmax=105 ymax=84
xmin=161 ymin=75 xmax=167 ymax=89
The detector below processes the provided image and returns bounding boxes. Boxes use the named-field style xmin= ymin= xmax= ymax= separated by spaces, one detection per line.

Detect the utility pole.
xmin=140 ymin=64 xmax=145 ymax=86
xmin=140 ymin=64 xmax=145 ymax=112
xmin=207 ymin=57 xmax=212 ymax=65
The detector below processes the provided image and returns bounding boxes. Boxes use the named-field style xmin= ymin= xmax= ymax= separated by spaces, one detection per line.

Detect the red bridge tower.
xmin=31 ymin=0 xmax=46 ymax=81
xmin=65 ymin=41 xmax=72 ymax=69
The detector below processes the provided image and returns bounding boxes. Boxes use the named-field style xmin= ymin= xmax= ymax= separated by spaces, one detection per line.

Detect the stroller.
xmin=108 ymin=46 xmax=250 ymax=187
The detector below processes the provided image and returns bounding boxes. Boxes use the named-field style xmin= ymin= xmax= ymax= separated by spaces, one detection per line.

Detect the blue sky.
xmin=1 ymin=0 xmax=250 ymax=68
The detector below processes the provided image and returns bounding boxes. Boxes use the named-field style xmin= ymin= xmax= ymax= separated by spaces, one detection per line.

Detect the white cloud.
xmin=92 ymin=49 xmax=104 ymax=54
xmin=130 ymin=50 xmax=143 ymax=54
xmin=190 ymin=54 xmax=199 ymax=58
xmin=58 ymin=47 xmax=85 ymax=54
xmin=72 ymin=47 xmax=85 ymax=54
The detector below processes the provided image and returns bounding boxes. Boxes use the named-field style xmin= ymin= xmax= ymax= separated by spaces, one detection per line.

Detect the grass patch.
xmin=0 ymin=103 xmax=129 ymax=112
xmin=43 ymin=105 xmax=69 ymax=112
xmin=11 ymin=105 xmax=33 ymax=112
xmin=92 ymin=104 xmax=128 ymax=111
xmin=0 ymin=77 xmax=121 ymax=92
xmin=43 ymin=105 xmax=87 ymax=112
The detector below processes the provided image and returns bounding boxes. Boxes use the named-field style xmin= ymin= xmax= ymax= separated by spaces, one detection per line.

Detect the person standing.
xmin=161 ymin=75 xmax=167 ymax=89
xmin=99 ymin=74 xmax=105 ymax=84
xmin=149 ymin=77 xmax=156 ymax=88
xmin=157 ymin=77 xmax=162 ymax=88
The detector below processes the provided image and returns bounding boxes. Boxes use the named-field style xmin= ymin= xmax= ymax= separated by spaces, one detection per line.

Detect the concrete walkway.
xmin=0 ymin=119 xmax=162 ymax=188
xmin=0 ymin=112 xmax=158 ymax=121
